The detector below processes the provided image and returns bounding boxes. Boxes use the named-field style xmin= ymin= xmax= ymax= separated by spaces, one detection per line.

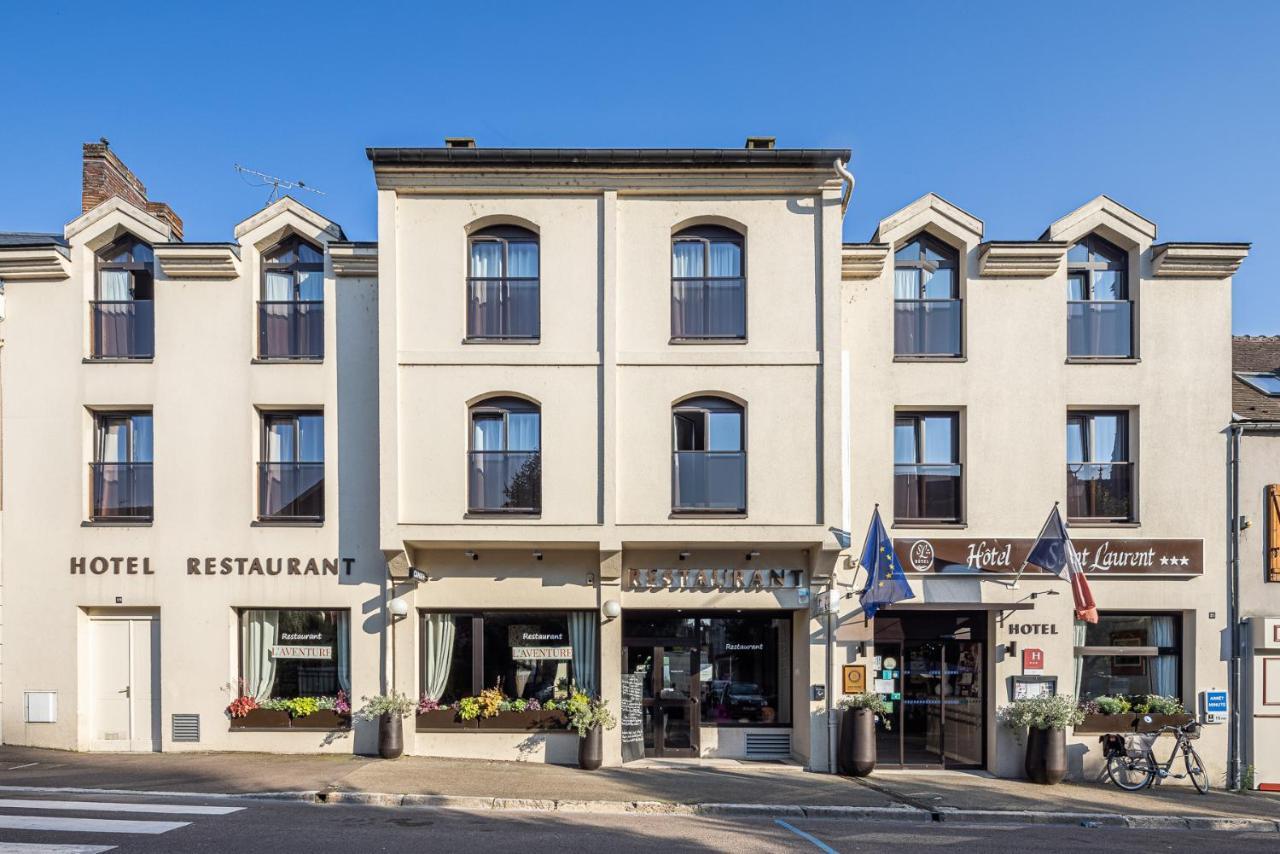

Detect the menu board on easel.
xmin=620 ymin=673 xmax=645 ymax=763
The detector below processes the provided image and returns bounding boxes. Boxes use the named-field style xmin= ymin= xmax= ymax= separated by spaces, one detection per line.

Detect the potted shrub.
xmin=357 ymin=692 xmax=416 ymax=759
xmin=566 ymin=692 xmax=617 ymax=771
xmin=1000 ymin=694 xmax=1084 ymax=785
xmin=836 ymin=693 xmax=889 ymax=777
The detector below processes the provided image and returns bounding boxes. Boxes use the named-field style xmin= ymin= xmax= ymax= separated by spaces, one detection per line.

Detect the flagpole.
xmin=1007 ymin=502 xmax=1058 ymax=590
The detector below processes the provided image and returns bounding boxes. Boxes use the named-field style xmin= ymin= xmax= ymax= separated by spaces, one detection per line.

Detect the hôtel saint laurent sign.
xmin=892 ymin=538 xmax=1203 ymax=576
xmin=69 ymin=556 xmax=355 ymax=576
xmin=627 ymin=568 xmax=806 ymax=591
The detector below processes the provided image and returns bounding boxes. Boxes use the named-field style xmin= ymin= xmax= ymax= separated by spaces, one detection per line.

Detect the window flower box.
xmin=1074 ymin=713 xmax=1194 ymax=734
xmin=477 ymin=709 xmax=568 ymax=732
xmin=416 ymin=710 xmax=466 ymax=731
xmin=291 ymin=710 xmax=352 ymax=730
xmin=229 ymin=709 xmax=291 ymax=729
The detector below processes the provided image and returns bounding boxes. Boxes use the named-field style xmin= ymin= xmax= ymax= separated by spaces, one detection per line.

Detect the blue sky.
xmin=2 ymin=1 xmax=1276 ymax=332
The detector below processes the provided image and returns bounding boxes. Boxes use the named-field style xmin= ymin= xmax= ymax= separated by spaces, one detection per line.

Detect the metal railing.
xmin=90 ymin=462 xmax=153 ymax=520
xmin=671 ymin=277 xmax=746 ymax=340
xmin=673 ymin=450 xmax=746 ymax=512
xmin=258 ymin=462 xmax=325 ymax=521
xmin=90 ymin=300 xmax=154 ymax=359
xmin=1068 ymin=301 xmax=1133 ymax=358
xmin=468 ymin=451 xmax=541 ymax=513
xmin=1067 ymin=462 xmax=1134 ymax=521
xmin=894 ymin=299 xmax=962 ymax=357
xmin=258 ymin=301 xmax=323 ymax=359
xmin=894 ymin=463 xmax=962 ymax=522
xmin=466 ymin=278 xmax=540 ymax=340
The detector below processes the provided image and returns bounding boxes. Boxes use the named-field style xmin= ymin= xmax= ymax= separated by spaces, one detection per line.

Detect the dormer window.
xmin=1067 ymin=234 xmax=1132 ymax=359
xmin=91 ymin=235 xmax=154 ymax=359
xmin=259 ymin=235 xmax=324 ymax=360
xmin=894 ymin=234 xmax=961 ymax=357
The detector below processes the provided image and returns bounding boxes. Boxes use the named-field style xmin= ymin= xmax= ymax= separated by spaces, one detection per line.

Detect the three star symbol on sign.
xmin=1159 ymin=555 xmax=1191 ymax=566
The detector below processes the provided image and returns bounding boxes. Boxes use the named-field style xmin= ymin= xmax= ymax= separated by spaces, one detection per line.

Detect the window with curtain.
xmin=467 ymin=226 xmax=540 ymax=340
xmin=1066 ymin=411 xmax=1133 ymax=522
xmin=419 ymin=611 xmax=598 ymax=703
xmin=468 ymin=397 xmax=540 ymax=513
xmin=672 ymin=396 xmax=746 ymax=512
xmin=259 ymin=411 xmax=324 ymax=520
xmin=91 ymin=411 xmax=153 ymax=520
xmin=671 ymin=225 xmax=745 ymax=340
xmin=239 ymin=609 xmax=350 ymax=700
xmin=92 ymin=235 xmax=155 ymax=359
xmin=1068 ymin=233 xmax=1132 ymax=358
xmin=893 ymin=234 xmax=960 ymax=357
xmin=894 ymin=412 xmax=962 ymax=523
xmin=1075 ymin=613 xmax=1180 ymax=700
xmin=259 ymin=235 xmax=324 ymax=359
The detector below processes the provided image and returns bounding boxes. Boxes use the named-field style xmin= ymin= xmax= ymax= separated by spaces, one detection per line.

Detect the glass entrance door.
xmin=624 ymin=643 xmax=699 ymax=757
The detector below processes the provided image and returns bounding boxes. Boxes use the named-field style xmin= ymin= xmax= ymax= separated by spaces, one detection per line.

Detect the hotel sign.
xmin=893 ymin=538 xmax=1203 ymax=576
xmin=627 ymin=568 xmax=806 ymax=591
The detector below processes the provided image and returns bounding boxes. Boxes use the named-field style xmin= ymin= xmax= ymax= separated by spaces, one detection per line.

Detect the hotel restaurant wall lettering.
xmin=893 ymin=538 xmax=1203 ymax=576
xmin=627 ymin=567 xmax=806 ymax=591
xmin=70 ymin=556 xmax=355 ymax=576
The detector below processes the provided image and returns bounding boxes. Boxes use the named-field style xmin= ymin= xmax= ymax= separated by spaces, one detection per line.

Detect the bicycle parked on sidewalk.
xmin=1100 ymin=716 xmax=1209 ymax=794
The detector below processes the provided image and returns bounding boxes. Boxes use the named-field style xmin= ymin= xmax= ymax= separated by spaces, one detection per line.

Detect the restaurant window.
xmin=420 ymin=611 xmax=598 ymax=704
xmin=467 ymin=226 xmax=540 ymax=340
xmin=1068 ymin=234 xmax=1132 ymax=358
xmin=1074 ymin=613 xmax=1180 ymax=700
xmin=259 ymin=411 xmax=324 ymax=521
xmin=894 ymin=234 xmax=961 ymax=357
xmin=672 ymin=396 xmax=746 ymax=513
xmin=239 ymin=609 xmax=350 ymax=700
xmin=259 ymin=235 xmax=324 ymax=360
xmin=91 ymin=411 xmax=153 ymax=521
xmin=1066 ymin=410 xmax=1133 ymax=522
xmin=468 ymin=397 xmax=540 ymax=513
xmin=92 ymin=234 xmax=155 ymax=359
xmin=671 ymin=225 xmax=745 ymax=340
xmin=700 ymin=615 xmax=791 ymax=725
xmin=894 ymin=411 xmax=961 ymax=523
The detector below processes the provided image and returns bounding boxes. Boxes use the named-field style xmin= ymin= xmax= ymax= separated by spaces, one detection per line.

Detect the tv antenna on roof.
xmin=234 ymin=164 xmax=326 ymax=205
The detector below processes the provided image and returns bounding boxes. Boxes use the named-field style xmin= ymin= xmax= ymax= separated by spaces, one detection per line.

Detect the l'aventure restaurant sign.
xmin=892 ymin=538 xmax=1203 ymax=576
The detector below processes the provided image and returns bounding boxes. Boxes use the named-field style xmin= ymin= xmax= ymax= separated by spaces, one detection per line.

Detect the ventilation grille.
xmin=171 ymin=713 xmax=200 ymax=743
xmin=744 ymin=732 xmax=791 ymax=760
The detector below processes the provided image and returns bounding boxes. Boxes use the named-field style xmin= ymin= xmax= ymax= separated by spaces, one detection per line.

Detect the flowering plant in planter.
xmin=566 ymin=693 xmax=617 ymax=737
xmin=999 ymin=694 xmax=1084 ymax=744
xmin=356 ymin=692 xmax=416 ymax=721
xmin=837 ymin=692 xmax=892 ymax=729
xmin=227 ymin=695 xmax=259 ymax=719
xmin=417 ymin=697 xmax=451 ymax=714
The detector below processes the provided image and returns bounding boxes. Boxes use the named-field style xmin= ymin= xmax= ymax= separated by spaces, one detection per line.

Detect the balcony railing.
xmin=894 ymin=299 xmax=962 ymax=357
xmin=1068 ymin=301 xmax=1132 ymax=358
xmin=466 ymin=278 xmax=539 ymax=340
xmin=90 ymin=300 xmax=154 ymax=359
xmin=671 ymin=277 xmax=746 ymax=340
xmin=894 ymin=463 xmax=962 ymax=523
xmin=259 ymin=300 xmax=323 ymax=360
xmin=1067 ymin=462 xmax=1134 ymax=521
xmin=673 ymin=450 xmax=746 ymax=513
xmin=258 ymin=462 xmax=325 ymax=521
xmin=90 ymin=462 xmax=153 ymax=521
xmin=468 ymin=451 xmax=541 ymax=513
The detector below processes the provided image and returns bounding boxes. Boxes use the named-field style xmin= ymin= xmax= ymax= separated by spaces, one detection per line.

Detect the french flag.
xmin=1025 ymin=505 xmax=1098 ymax=623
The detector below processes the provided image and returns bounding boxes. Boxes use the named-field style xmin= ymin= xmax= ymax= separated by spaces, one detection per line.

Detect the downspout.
xmin=1227 ymin=423 xmax=1244 ymax=789
xmin=834 ymin=159 xmax=855 ymax=216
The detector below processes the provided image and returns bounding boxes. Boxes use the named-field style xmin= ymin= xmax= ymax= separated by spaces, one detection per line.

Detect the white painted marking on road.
xmin=6 ymin=764 xmax=39 ymax=771
xmin=775 ymin=819 xmax=839 ymax=854
xmin=0 ymin=799 xmax=242 ymax=815
xmin=0 ymin=816 xmax=188 ymax=834
xmin=0 ymin=845 xmax=116 ymax=853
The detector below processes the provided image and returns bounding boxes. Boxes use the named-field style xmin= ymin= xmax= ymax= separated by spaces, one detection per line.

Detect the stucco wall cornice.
xmin=153 ymin=243 xmax=241 ymax=279
xmin=977 ymin=241 xmax=1068 ymax=278
xmin=371 ymin=168 xmax=845 ymax=195
xmin=873 ymin=193 xmax=983 ymax=246
xmin=840 ymin=243 xmax=890 ymax=280
xmin=329 ymin=242 xmax=378 ymax=278
xmin=0 ymin=245 xmax=71 ymax=281
xmin=1151 ymin=242 xmax=1250 ymax=279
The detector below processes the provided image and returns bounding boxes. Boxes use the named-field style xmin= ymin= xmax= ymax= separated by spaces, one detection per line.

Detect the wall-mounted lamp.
xmin=388 ymin=597 xmax=410 ymax=620
xmin=745 ymin=550 xmax=761 ymax=561
xmin=678 ymin=551 xmax=691 ymax=561
xmin=1028 ymin=590 xmax=1061 ymax=601
xmin=587 ymin=573 xmax=596 ymax=585
xmin=1006 ymin=640 xmax=1017 ymax=656
xmin=1240 ymin=515 xmax=1253 ymax=530
xmin=533 ymin=550 xmax=544 ymax=561
xmin=464 ymin=550 xmax=479 ymax=561
xmin=602 ymin=600 xmax=622 ymax=621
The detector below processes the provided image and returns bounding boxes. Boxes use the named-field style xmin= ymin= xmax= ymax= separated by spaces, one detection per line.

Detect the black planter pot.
xmin=838 ymin=708 xmax=877 ymax=777
xmin=1024 ymin=726 xmax=1067 ymax=785
xmin=578 ymin=726 xmax=603 ymax=771
xmin=378 ymin=713 xmax=404 ymax=760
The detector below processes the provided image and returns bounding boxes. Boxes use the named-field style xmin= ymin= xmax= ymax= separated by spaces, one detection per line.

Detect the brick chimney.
xmin=82 ymin=139 xmax=183 ymax=240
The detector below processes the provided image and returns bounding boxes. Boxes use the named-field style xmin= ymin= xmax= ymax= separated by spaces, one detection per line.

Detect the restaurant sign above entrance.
xmin=627 ymin=568 xmax=806 ymax=591
xmin=893 ymin=538 xmax=1203 ymax=576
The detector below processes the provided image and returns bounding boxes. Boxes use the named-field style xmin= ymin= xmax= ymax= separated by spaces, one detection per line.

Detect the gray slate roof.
xmin=1233 ymin=336 xmax=1280 ymax=422
xmin=0 ymin=232 xmax=67 ymax=248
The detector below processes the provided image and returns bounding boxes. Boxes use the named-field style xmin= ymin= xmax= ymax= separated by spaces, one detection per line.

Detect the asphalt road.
xmin=0 ymin=792 xmax=1275 ymax=853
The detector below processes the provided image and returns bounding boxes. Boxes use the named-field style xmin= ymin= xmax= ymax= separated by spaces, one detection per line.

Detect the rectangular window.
xmin=700 ymin=615 xmax=791 ymax=725
xmin=91 ymin=411 xmax=153 ymax=521
xmin=259 ymin=411 xmax=324 ymax=521
xmin=1066 ymin=411 xmax=1133 ymax=522
xmin=1074 ymin=613 xmax=1180 ymax=700
xmin=238 ymin=609 xmax=350 ymax=700
xmin=894 ymin=412 xmax=962 ymax=523
xmin=420 ymin=611 xmax=598 ymax=703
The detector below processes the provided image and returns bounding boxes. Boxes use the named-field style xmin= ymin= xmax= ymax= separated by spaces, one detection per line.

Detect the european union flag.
xmin=858 ymin=507 xmax=915 ymax=619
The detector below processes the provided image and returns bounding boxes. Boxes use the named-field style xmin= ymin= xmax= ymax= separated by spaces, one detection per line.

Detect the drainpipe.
xmin=1227 ymin=423 xmax=1244 ymax=790
xmin=834 ymin=159 xmax=855 ymax=217
xmin=827 ymin=590 xmax=837 ymax=774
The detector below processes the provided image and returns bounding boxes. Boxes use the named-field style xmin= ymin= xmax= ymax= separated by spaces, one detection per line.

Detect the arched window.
xmin=260 ymin=235 xmax=324 ymax=360
xmin=893 ymin=234 xmax=961 ymax=357
xmin=92 ymin=235 xmax=154 ymax=359
xmin=1067 ymin=234 xmax=1132 ymax=358
xmin=672 ymin=396 xmax=745 ymax=513
xmin=671 ymin=225 xmax=745 ymax=340
xmin=467 ymin=226 xmax=540 ymax=340
xmin=469 ymin=397 xmax=541 ymax=513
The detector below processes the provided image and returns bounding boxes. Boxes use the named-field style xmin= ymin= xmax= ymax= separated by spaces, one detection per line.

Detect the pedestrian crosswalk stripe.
xmin=0 ymin=799 xmax=241 ymax=816
xmin=0 ymin=816 xmax=188 ymax=834
xmin=0 ymin=844 xmax=115 ymax=853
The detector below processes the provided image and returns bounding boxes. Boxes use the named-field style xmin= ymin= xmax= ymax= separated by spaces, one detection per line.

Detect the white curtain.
xmin=672 ymin=241 xmax=703 ymax=278
xmin=422 ymin=613 xmax=456 ymax=702
xmin=568 ymin=612 xmax=598 ymax=696
xmin=506 ymin=412 xmax=540 ymax=452
xmin=99 ymin=269 xmax=131 ymax=301
xmin=263 ymin=270 xmax=293 ymax=301
xmin=507 ymin=242 xmax=538 ymax=278
xmin=336 ymin=611 xmax=351 ymax=694
xmin=894 ymin=267 xmax=919 ymax=299
xmin=242 ymin=610 xmax=279 ymax=700
xmin=1073 ymin=621 xmax=1088 ymax=697
xmin=1150 ymin=616 xmax=1178 ymax=697
xmin=708 ymin=241 xmax=740 ymax=277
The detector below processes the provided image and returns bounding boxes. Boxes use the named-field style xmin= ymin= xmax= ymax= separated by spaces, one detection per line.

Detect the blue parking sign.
xmin=1204 ymin=690 xmax=1228 ymax=714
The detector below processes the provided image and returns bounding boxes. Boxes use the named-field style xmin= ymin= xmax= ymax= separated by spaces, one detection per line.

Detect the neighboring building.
xmin=1230 ymin=336 xmax=1280 ymax=789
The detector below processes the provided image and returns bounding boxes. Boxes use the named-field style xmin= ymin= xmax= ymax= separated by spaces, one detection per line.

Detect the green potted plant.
xmin=357 ymin=692 xmax=416 ymax=759
xmin=999 ymin=694 xmax=1084 ymax=785
xmin=566 ymin=692 xmax=617 ymax=771
xmin=836 ymin=693 xmax=890 ymax=777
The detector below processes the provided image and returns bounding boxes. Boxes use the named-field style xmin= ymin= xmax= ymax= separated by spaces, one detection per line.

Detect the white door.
xmin=90 ymin=617 xmax=160 ymax=751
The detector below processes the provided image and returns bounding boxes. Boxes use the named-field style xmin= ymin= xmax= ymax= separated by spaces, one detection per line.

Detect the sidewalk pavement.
xmin=0 ymin=745 xmax=1276 ymax=829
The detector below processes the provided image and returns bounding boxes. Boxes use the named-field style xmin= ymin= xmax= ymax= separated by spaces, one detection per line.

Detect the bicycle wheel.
xmin=1184 ymin=745 xmax=1209 ymax=794
xmin=1107 ymin=754 xmax=1154 ymax=790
